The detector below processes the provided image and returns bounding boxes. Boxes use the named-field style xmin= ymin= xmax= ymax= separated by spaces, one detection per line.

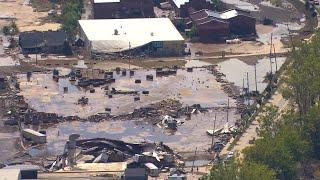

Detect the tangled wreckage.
xmin=48 ymin=135 xmax=183 ymax=174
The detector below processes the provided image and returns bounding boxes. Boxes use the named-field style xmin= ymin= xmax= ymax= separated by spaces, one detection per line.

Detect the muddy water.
xmin=257 ymin=23 xmax=304 ymax=44
xmin=12 ymin=57 xmax=287 ymax=157
xmin=23 ymin=108 xmax=239 ymax=155
xmin=218 ymin=57 xmax=286 ymax=92
xmin=17 ymin=68 xmax=234 ymax=118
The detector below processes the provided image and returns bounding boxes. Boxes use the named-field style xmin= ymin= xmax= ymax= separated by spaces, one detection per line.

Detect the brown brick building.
xmin=188 ymin=9 xmax=256 ymax=42
xmin=92 ymin=0 xmax=155 ymax=19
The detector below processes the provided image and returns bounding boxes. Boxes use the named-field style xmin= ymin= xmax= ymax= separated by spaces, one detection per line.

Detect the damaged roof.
xmin=19 ymin=31 xmax=67 ymax=49
xmin=189 ymin=9 xmax=254 ymax=25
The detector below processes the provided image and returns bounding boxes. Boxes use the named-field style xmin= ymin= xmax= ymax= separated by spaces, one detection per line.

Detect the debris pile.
xmin=77 ymin=96 xmax=89 ymax=105
xmin=206 ymin=122 xmax=237 ymax=153
xmin=157 ymin=115 xmax=183 ymax=130
xmin=209 ymin=66 xmax=247 ymax=115
xmin=48 ymin=137 xmax=181 ymax=172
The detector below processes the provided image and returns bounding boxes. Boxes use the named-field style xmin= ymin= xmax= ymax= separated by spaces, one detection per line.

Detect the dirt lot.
xmin=0 ymin=0 xmax=60 ymax=31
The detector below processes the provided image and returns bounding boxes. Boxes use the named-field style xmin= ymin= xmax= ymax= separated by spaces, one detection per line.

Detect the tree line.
xmin=61 ymin=0 xmax=83 ymax=38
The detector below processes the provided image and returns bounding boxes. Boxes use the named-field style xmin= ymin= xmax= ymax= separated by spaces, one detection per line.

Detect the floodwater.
xmin=218 ymin=57 xmax=286 ymax=93
xmin=11 ymin=57 xmax=288 ymax=158
xmin=257 ymin=23 xmax=304 ymax=44
xmin=17 ymin=67 xmax=233 ymax=118
xmin=24 ymin=108 xmax=239 ymax=155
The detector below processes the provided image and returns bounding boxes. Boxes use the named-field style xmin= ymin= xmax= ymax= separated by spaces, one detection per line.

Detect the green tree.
xmin=201 ymin=159 xmax=276 ymax=180
xmin=60 ymin=0 xmax=83 ymax=37
xmin=188 ymin=25 xmax=198 ymax=38
xmin=244 ymin=123 xmax=310 ymax=179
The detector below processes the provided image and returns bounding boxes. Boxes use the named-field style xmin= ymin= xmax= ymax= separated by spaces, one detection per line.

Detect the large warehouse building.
xmin=79 ymin=18 xmax=185 ymax=57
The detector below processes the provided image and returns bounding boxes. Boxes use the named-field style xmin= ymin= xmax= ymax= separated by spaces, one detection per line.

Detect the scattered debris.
xmin=78 ymin=96 xmax=89 ymax=105
xmin=22 ymin=128 xmax=47 ymax=144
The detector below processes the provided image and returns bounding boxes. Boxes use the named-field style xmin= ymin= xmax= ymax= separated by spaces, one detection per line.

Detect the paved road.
xmin=220 ymin=90 xmax=289 ymax=158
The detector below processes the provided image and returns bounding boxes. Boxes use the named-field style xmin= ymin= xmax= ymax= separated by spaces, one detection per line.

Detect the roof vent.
xmin=114 ymin=29 xmax=119 ymax=35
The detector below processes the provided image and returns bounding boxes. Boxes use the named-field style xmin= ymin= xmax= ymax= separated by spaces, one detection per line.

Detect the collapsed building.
xmin=19 ymin=31 xmax=69 ymax=54
xmin=170 ymin=0 xmax=216 ymax=17
xmin=187 ymin=9 xmax=256 ymax=42
xmin=48 ymin=137 xmax=181 ymax=174
xmin=92 ymin=0 xmax=155 ymax=19
xmin=79 ymin=18 xmax=185 ymax=58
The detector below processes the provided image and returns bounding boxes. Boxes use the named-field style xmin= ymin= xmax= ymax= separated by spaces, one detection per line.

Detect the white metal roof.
xmin=172 ymin=0 xmax=212 ymax=8
xmin=206 ymin=9 xmax=239 ymax=20
xmin=79 ymin=18 xmax=184 ymax=53
xmin=93 ymin=0 xmax=120 ymax=3
xmin=220 ymin=10 xmax=238 ymax=19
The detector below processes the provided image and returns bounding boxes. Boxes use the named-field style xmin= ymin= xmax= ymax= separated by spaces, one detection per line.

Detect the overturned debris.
xmin=22 ymin=128 xmax=47 ymax=144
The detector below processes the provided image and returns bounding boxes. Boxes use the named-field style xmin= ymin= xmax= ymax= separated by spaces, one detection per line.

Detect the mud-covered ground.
xmin=0 ymin=55 xmax=287 ymax=165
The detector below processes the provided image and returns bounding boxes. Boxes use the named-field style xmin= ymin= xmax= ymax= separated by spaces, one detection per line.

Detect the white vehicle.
xmin=226 ymin=151 xmax=235 ymax=160
xmin=226 ymin=38 xmax=241 ymax=44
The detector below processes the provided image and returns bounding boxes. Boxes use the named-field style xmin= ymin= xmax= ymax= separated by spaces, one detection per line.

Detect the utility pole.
xmin=226 ymin=98 xmax=229 ymax=122
xmin=211 ymin=114 xmax=216 ymax=152
xmin=128 ymin=42 xmax=131 ymax=71
xmin=191 ymin=147 xmax=198 ymax=174
xmin=269 ymin=33 xmax=273 ymax=74
xmin=287 ymin=23 xmax=294 ymax=50
xmin=254 ymin=64 xmax=258 ymax=93
xmin=273 ymin=44 xmax=278 ymax=72
xmin=247 ymin=72 xmax=250 ymax=105
xmin=246 ymin=72 xmax=249 ymax=94
xmin=35 ymin=37 xmax=38 ymax=65
xmin=242 ymin=78 xmax=245 ymax=96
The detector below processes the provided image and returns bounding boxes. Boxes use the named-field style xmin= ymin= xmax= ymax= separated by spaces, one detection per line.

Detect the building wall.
xmin=155 ymin=40 xmax=184 ymax=56
xmin=228 ymin=15 xmax=256 ymax=35
xmin=93 ymin=0 xmax=154 ymax=19
xmin=197 ymin=20 xmax=229 ymax=42
xmin=121 ymin=0 xmax=155 ymax=18
xmin=93 ymin=2 xmax=119 ymax=19
xmin=80 ymin=26 xmax=93 ymax=57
